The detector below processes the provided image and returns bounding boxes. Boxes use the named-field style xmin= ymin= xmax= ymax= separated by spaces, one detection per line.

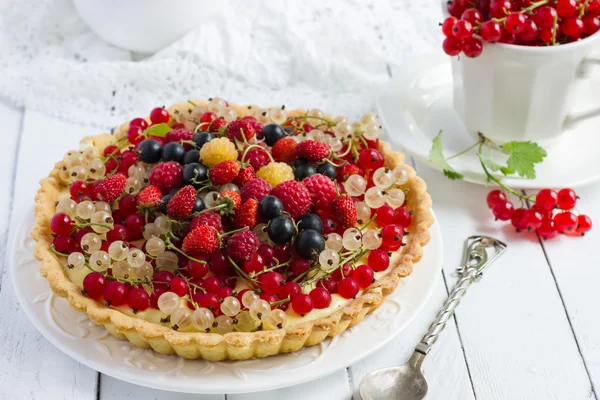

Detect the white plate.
xmin=11 ymin=210 xmax=442 ymax=394
xmin=376 ymin=52 xmax=600 ymax=189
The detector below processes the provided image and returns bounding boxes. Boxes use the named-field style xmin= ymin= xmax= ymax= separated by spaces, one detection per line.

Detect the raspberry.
xmin=209 ymin=160 xmax=240 ymax=185
xmin=295 ymin=140 xmax=330 ymax=162
xmin=332 ymin=195 xmax=358 ymax=227
xmin=166 ymin=185 xmax=196 ymax=219
xmin=272 ymin=137 xmax=298 ymax=163
xmin=234 ymin=198 xmax=258 ymax=228
xmin=243 ymin=147 xmax=271 ymax=170
xmin=240 ymin=178 xmax=272 ymax=203
xmin=303 ymin=173 xmax=337 ymax=212
xmin=199 ymin=137 xmax=238 ymax=167
xmin=226 ymin=119 xmax=256 ymax=142
xmin=226 ymin=230 xmax=260 ymax=262
xmin=182 ymin=225 xmax=219 ymax=256
xmin=93 ymin=173 xmax=126 ymax=203
xmin=149 ymin=161 xmax=184 ymax=194
xmin=190 ymin=211 xmax=223 ymax=233
xmin=165 ymin=128 xmax=194 ymax=150
xmin=233 ymin=166 xmax=256 ymax=187
xmin=256 ymin=162 xmax=294 ymax=187
xmin=270 ymin=180 xmax=312 ymax=219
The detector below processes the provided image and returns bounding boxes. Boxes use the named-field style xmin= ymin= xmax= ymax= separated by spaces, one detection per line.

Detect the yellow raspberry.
xmin=200 ymin=137 xmax=238 ymax=167
xmin=256 ymin=162 xmax=294 ymax=187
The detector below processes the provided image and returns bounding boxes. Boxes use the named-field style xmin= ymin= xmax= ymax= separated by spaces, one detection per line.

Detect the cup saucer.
xmin=376 ymin=52 xmax=600 ymax=189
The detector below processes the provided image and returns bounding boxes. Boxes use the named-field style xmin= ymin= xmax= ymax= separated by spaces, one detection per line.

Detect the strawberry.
xmin=272 ymin=137 xmax=298 ymax=163
xmin=93 ymin=173 xmax=126 ymax=203
xmin=182 ymin=225 xmax=220 ymax=255
xmin=233 ymin=165 xmax=256 ymax=187
xmin=209 ymin=160 xmax=240 ymax=185
xmin=332 ymin=195 xmax=357 ymax=228
xmin=219 ymin=190 xmax=241 ymax=215
xmin=167 ymin=185 xmax=196 ymax=219
xmin=209 ymin=117 xmax=227 ymax=133
xmin=295 ymin=140 xmax=330 ymax=162
xmin=337 ymin=163 xmax=364 ymax=182
xmin=234 ymin=198 xmax=258 ymax=228
xmin=226 ymin=119 xmax=256 ymax=142
xmin=137 ymin=185 xmax=162 ymax=207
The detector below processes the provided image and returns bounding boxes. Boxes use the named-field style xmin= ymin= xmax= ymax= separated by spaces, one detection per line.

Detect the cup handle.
xmin=563 ymin=54 xmax=600 ymax=130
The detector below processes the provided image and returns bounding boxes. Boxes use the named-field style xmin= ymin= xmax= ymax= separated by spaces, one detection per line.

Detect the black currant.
xmin=183 ymin=163 xmax=208 ymax=187
xmin=158 ymin=194 xmax=173 ymax=213
xmin=183 ymin=149 xmax=200 ymax=165
xmin=298 ymin=214 xmax=323 ymax=233
xmin=317 ymin=163 xmax=336 ymax=180
xmin=193 ymin=196 xmax=205 ymax=213
xmin=259 ymin=195 xmax=284 ymax=220
xmin=162 ymin=142 xmax=185 ymax=163
xmin=295 ymin=164 xmax=316 ymax=180
xmin=137 ymin=139 xmax=162 ymax=163
xmin=193 ymin=132 xmax=214 ymax=148
xmin=263 ymin=124 xmax=286 ymax=146
xmin=284 ymin=127 xmax=294 ymax=135
xmin=294 ymin=229 xmax=325 ymax=260
xmin=267 ymin=216 xmax=296 ymax=244
xmin=294 ymin=157 xmax=309 ymax=168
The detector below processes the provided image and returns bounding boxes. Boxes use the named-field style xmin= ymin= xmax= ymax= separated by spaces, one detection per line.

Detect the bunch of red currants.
xmin=442 ymin=0 xmax=600 ymax=57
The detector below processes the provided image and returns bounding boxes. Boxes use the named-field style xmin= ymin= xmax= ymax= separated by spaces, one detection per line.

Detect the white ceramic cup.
xmin=447 ymin=12 xmax=600 ymax=145
xmin=73 ymin=0 xmax=227 ymax=54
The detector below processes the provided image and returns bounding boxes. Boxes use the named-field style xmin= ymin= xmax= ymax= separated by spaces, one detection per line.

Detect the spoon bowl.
xmin=359 ymin=354 xmax=428 ymax=400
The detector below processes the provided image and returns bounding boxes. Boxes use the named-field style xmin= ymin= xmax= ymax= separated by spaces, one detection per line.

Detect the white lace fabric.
xmin=0 ymin=0 xmax=441 ymax=127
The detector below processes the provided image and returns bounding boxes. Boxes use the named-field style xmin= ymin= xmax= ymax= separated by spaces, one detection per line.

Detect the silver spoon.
xmin=359 ymin=236 xmax=507 ymax=400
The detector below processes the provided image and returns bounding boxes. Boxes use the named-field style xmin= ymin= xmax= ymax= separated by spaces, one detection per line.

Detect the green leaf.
xmin=480 ymin=156 xmax=514 ymax=176
xmin=501 ymin=141 xmax=547 ymax=179
xmin=428 ymin=131 xmax=464 ymax=180
xmin=143 ymin=123 xmax=171 ymax=138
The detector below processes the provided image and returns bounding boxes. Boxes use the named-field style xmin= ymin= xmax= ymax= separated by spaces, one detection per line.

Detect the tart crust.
xmin=32 ymin=102 xmax=433 ymax=360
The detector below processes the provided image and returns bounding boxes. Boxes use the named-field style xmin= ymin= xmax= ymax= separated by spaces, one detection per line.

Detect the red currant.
xmin=124 ymin=214 xmax=144 ymax=239
xmin=556 ymin=0 xmax=578 ymax=18
xmin=534 ymin=6 xmax=558 ymax=29
xmin=490 ymin=0 xmax=512 ymax=18
xmin=105 ymin=158 xmax=118 ymax=174
xmin=557 ymin=188 xmax=577 ymax=210
xmin=461 ymin=8 xmax=483 ymax=26
xmin=562 ymin=18 xmax=584 ymax=38
xmin=554 ymin=211 xmax=578 ymax=233
xmin=258 ymin=244 xmax=275 ymax=265
xmin=103 ymin=145 xmax=118 ymax=157
xmin=103 ymin=281 xmax=128 ymax=306
xmin=259 ymin=272 xmax=284 ymax=295
xmin=127 ymin=125 xmax=144 ymax=145
xmin=331 ymin=263 xmax=353 ymax=281
xmin=244 ymin=253 xmax=264 ymax=274
xmin=588 ymin=0 xmax=600 ymax=16
xmin=127 ymin=287 xmax=151 ymax=312
xmin=511 ymin=208 xmax=529 ymax=231
xmin=500 ymin=27 xmax=518 ymax=44
xmin=463 ymin=37 xmax=483 ymax=58
xmin=152 ymin=270 xmax=174 ymax=290
xmin=452 ymin=19 xmax=474 ymax=40
xmin=535 ymin=189 xmax=558 ymax=212
xmin=447 ymin=0 xmax=469 ymax=17
xmin=368 ymin=249 xmax=390 ymax=272
xmin=106 ymin=224 xmax=129 ymax=242
xmin=505 ymin=13 xmax=528 ymax=34
xmin=443 ymin=36 xmax=463 ymax=56
xmin=524 ymin=209 xmax=543 ymax=231
xmin=291 ymin=293 xmax=314 ymax=314
xmin=83 ymin=272 xmax=107 ymax=299
xmin=290 ymin=258 xmax=311 ymax=275
xmin=321 ymin=216 xmax=340 ymax=235
xmin=583 ymin=16 xmax=600 ymax=35
xmin=202 ymin=276 xmax=221 ymax=294
xmin=338 ymin=277 xmax=360 ymax=299
xmin=199 ymin=112 xmax=217 ymax=127
xmin=273 ymin=243 xmax=292 ymax=263
xmin=130 ymin=117 xmax=148 ymax=130
xmin=480 ymin=20 xmax=503 ymax=42
xmin=310 ymin=287 xmax=332 ymax=309
xmin=169 ymin=277 xmax=189 ymax=297
xmin=186 ymin=260 xmax=208 ymax=279
xmin=70 ymin=180 xmax=91 ymax=199
xmin=518 ymin=19 xmax=540 ymax=42
xmin=375 ymin=204 xmax=396 ymax=226
xmin=197 ymin=293 xmax=220 ymax=313
xmin=119 ymin=150 xmax=139 ymax=173
xmin=281 ymin=282 xmax=302 ymax=299
xmin=576 ymin=214 xmax=593 ymax=235
xmin=217 ymin=286 xmax=233 ymax=300
xmin=358 ymin=149 xmax=385 ymax=171
xmin=381 ymin=224 xmax=404 ymax=251
xmin=318 ymin=277 xmax=338 ymax=294
xmin=442 ymin=16 xmax=458 ymax=37
xmin=486 ymin=190 xmax=507 ymax=209
xmin=537 ymin=217 xmax=558 ymax=239
xmin=149 ymin=107 xmax=170 ymax=124
xmin=352 ymin=265 xmax=375 ymax=289
xmin=50 ymin=213 xmax=73 ymax=236
xmin=53 ymin=236 xmax=75 ymax=253
xmin=395 ymin=207 xmax=412 ymax=228
xmin=150 ymin=287 xmax=166 ymax=309
xmin=118 ymin=195 xmax=139 ymax=216
xmin=210 ymin=250 xmax=232 ymax=275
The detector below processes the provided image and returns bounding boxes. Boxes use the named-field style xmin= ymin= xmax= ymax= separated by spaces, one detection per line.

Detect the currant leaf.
xmin=480 ymin=156 xmax=514 ymax=176
xmin=501 ymin=141 xmax=547 ymax=179
xmin=143 ymin=123 xmax=171 ymax=138
xmin=429 ymin=131 xmax=464 ymax=180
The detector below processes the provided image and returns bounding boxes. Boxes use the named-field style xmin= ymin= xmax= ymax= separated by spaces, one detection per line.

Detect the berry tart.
xmin=32 ymin=99 xmax=433 ymax=360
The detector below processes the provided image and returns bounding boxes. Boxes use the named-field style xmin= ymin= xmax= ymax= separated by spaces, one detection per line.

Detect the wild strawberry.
xmin=227 ymin=230 xmax=260 ymax=262
xmin=233 ymin=165 xmax=256 ymax=187
xmin=337 ymin=163 xmax=364 ymax=182
xmin=240 ymin=178 xmax=272 ymax=203
xmin=234 ymin=198 xmax=258 ymax=228
xmin=165 ymin=128 xmax=194 ymax=150
xmin=93 ymin=173 xmax=126 ymax=203
xmin=210 ymin=117 xmax=227 ymax=133
xmin=243 ymin=147 xmax=271 ymax=170
xmin=303 ymin=174 xmax=337 ymax=212
xmin=137 ymin=185 xmax=162 ymax=207
xmin=149 ymin=161 xmax=184 ymax=194
xmin=209 ymin=160 xmax=240 ymax=185
xmin=190 ymin=211 xmax=223 ymax=233
xmin=226 ymin=119 xmax=256 ymax=142
xmin=182 ymin=225 xmax=220 ymax=255
xmin=220 ymin=190 xmax=242 ymax=214
xmin=272 ymin=137 xmax=297 ymax=163
xmin=270 ymin=180 xmax=312 ymax=219
xmin=167 ymin=185 xmax=196 ymax=219
xmin=295 ymin=140 xmax=330 ymax=162
xmin=332 ymin=195 xmax=357 ymax=228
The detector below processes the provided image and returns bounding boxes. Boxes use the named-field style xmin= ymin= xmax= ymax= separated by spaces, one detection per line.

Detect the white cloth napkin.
xmin=0 ymin=0 xmax=441 ymax=126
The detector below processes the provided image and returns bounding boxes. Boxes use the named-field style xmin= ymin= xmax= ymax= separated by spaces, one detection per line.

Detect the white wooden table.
xmin=1 ymin=96 xmax=599 ymax=400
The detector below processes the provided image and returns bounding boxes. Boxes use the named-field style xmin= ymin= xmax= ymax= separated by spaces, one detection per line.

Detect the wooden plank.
xmin=534 ymin=182 xmax=600 ymax=397
xmin=416 ymin=162 xmax=593 ymax=399
xmin=99 ymin=376 xmax=224 ymax=400
xmin=0 ymin=110 xmax=101 ymax=400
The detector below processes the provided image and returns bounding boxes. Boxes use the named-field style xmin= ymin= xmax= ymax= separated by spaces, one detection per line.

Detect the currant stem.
xmin=227 ymin=256 xmax=257 ymax=287
xmin=283 ymin=115 xmax=337 ymax=128
xmin=164 ymin=236 xmax=207 ymax=264
xmin=50 ymin=245 xmax=69 ymax=257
